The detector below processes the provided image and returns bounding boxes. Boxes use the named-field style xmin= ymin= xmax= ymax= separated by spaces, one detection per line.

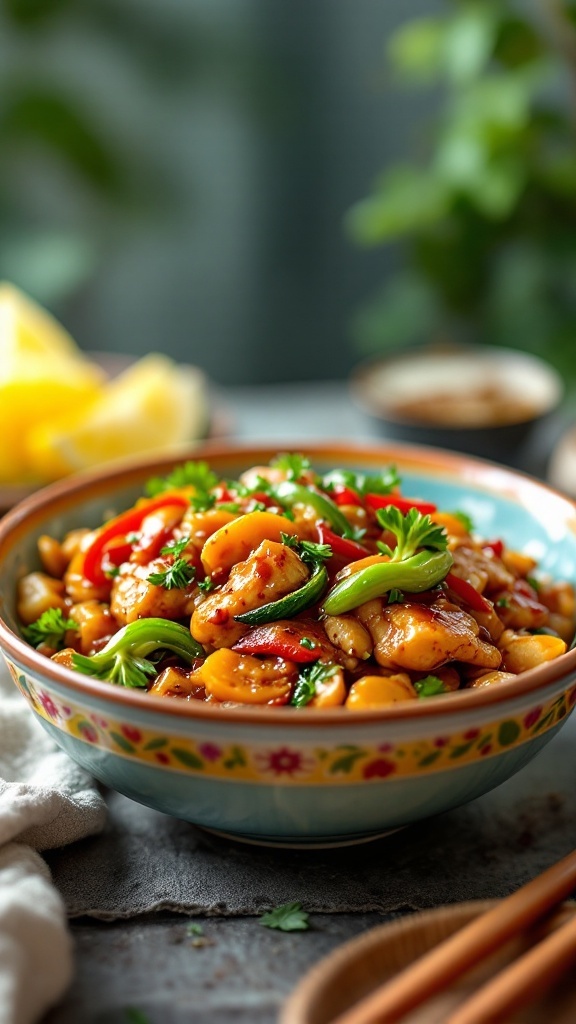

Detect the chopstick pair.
xmin=332 ymin=847 xmax=576 ymax=1024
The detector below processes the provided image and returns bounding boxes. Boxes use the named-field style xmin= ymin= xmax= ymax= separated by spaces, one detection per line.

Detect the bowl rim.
xmin=1 ymin=438 xmax=576 ymax=726
xmin=350 ymin=344 xmax=564 ymax=432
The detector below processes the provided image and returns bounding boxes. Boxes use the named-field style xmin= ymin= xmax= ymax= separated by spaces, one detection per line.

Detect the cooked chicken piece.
xmin=179 ymin=508 xmax=239 ymax=556
xmin=148 ymin=665 xmax=206 ymax=700
xmin=346 ymin=673 xmax=417 ymax=709
xmin=492 ymin=583 xmax=548 ymax=632
xmin=467 ymin=670 xmax=517 ymax=689
xmin=323 ymin=614 xmax=372 ymax=661
xmin=67 ymin=600 xmax=118 ymax=654
xmin=110 ymin=558 xmax=198 ymax=625
xmin=64 ymin=546 xmax=112 ymax=604
xmin=450 ymin=544 xmax=514 ymax=594
xmin=191 ymin=539 xmax=308 ymax=649
xmin=17 ymin=572 xmax=68 ymax=625
xmin=356 ymin=598 xmax=502 ymax=673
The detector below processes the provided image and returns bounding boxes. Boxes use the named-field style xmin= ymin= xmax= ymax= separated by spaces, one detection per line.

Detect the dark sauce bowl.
xmin=350 ymin=346 xmax=564 ymax=468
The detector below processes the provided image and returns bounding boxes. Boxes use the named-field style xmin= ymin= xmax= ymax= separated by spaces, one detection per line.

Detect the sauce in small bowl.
xmin=351 ymin=346 xmax=563 ymax=465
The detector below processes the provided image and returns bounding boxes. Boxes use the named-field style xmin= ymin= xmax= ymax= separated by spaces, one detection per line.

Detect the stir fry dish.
xmin=17 ymin=454 xmax=576 ymax=710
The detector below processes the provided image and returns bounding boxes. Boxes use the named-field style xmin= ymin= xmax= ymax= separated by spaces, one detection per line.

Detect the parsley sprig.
xmin=280 ymin=533 xmax=333 ymax=567
xmin=23 ymin=608 xmax=78 ymax=650
xmin=145 ymin=460 xmax=219 ymax=498
xmin=260 ymin=901 xmax=310 ymax=931
xmin=270 ymin=452 xmax=314 ymax=481
xmin=376 ymin=507 xmax=448 ymax=561
xmin=291 ymin=661 xmax=338 ymax=707
xmin=322 ymin=466 xmax=400 ymax=496
xmin=160 ymin=536 xmax=191 ymax=558
xmin=148 ymin=558 xmax=197 ymax=590
xmin=414 ymin=675 xmax=447 ymax=698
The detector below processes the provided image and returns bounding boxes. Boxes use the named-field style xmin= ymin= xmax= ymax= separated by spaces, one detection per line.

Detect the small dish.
xmin=351 ymin=345 xmax=564 ymax=465
xmin=281 ymin=900 xmax=576 ymax=1024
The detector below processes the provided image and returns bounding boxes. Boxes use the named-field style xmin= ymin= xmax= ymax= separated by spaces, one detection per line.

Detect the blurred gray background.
xmin=1 ymin=0 xmax=574 ymax=389
xmin=0 ymin=0 xmax=437 ymax=385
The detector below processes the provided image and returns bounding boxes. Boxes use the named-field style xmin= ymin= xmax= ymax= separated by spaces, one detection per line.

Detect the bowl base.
xmin=196 ymin=824 xmax=405 ymax=850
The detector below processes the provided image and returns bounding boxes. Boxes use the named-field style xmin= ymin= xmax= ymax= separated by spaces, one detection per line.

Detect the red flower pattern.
xmin=255 ymin=747 xmax=313 ymax=777
xmin=362 ymin=758 xmax=396 ymax=780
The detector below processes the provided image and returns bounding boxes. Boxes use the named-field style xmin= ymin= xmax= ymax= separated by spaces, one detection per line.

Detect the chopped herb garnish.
xmin=197 ymin=577 xmax=215 ymax=594
xmin=496 ymin=596 xmax=511 ymax=608
xmin=222 ymin=478 xmax=250 ymax=497
xmin=322 ymin=466 xmax=400 ymax=497
xmin=526 ymin=576 xmax=541 ymax=591
xmin=217 ymin=502 xmax=241 ymax=513
xmin=160 ymin=536 xmax=191 ymax=558
xmin=186 ymin=923 xmax=204 ymax=936
xmin=270 ymin=452 xmax=313 ymax=481
xmin=299 ymin=540 xmax=333 ymax=565
xmin=260 ymin=901 xmax=310 ymax=932
xmin=188 ymin=493 xmax=216 ymax=513
xmin=376 ymin=507 xmax=448 ymax=560
xmin=145 ymin=460 xmax=218 ymax=498
xmin=23 ymin=607 xmax=78 ymax=650
xmin=452 ymin=510 xmax=475 ymax=533
xmin=148 ymin=559 xmax=197 ymax=590
xmin=126 ymin=532 xmax=141 ymax=544
xmin=105 ymin=565 xmax=121 ymax=579
xmin=280 ymin=534 xmax=332 ymax=566
xmin=291 ymin=661 xmax=338 ymax=707
xmin=248 ymin=500 xmax=268 ymax=513
xmin=253 ymin=474 xmax=274 ymax=495
xmin=414 ymin=675 xmax=447 ymax=698
xmin=299 ymin=637 xmax=317 ymax=650
xmin=388 ymin=588 xmax=405 ymax=604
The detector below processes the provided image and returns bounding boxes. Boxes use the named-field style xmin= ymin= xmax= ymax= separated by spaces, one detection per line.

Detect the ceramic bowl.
xmin=1 ymin=441 xmax=576 ymax=849
xmin=351 ymin=346 xmax=564 ymax=466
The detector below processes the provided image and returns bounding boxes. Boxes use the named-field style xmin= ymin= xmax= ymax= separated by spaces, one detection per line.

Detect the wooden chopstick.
xmin=330 ymin=848 xmax=576 ymax=1024
xmin=446 ymin=908 xmax=576 ymax=1023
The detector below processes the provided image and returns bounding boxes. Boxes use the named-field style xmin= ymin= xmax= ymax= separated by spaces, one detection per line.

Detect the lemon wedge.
xmin=0 ymin=281 xmax=81 ymax=361
xmin=27 ymin=353 xmax=208 ymax=480
xmin=0 ymin=284 xmax=105 ymax=482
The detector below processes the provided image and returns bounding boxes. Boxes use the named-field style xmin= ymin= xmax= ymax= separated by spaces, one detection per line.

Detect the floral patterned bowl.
xmin=1 ymin=441 xmax=576 ymax=848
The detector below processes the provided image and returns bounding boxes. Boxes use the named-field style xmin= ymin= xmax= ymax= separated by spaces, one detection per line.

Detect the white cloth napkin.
xmin=0 ymin=660 xmax=106 ymax=1024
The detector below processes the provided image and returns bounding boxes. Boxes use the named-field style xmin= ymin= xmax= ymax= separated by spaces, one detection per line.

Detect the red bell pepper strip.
xmin=329 ymin=485 xmax=363 ymax=507
xmin=365 ymin=493 xmax=437 ymax=515
xmin=232 ymin=623 xmax=321 ymax=663
xmin=316 ymin=523 xmax=370 ymax=562
xmin=445 ymin=571 xmax=492 ymax=613
xmin=483 ymin=539 xmax=504 ymax=558
xmin=82 ymin=493 xmax=189 ymax=586
xmin=100 ymin=537 xmax=134 ymax=571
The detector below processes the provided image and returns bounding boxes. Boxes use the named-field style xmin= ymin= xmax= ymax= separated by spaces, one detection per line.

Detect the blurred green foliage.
xmin=347 ymin=0 xmax=576 ymax=387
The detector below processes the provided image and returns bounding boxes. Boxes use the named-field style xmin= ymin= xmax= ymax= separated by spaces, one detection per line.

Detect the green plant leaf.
xmin=0 ymin=89 xmax=124 ymax=196
xmin=388 ymin=17 xmax=445 ymax=82
xmin=4 ymin=0 xmax=73 ymax=25
xmin=346 ymin=167 xmax=448 ymax=245
xmin=442 ymin=5 xmax=498 ymax=83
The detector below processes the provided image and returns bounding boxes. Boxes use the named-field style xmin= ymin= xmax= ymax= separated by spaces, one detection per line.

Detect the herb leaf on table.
xmin=260 ymin=901 xmax=310 ymax=931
